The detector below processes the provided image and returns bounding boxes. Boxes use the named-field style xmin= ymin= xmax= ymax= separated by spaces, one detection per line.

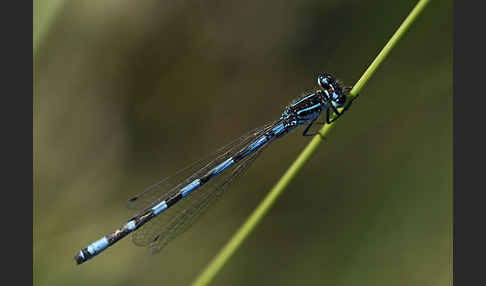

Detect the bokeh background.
xmin=34 ymin=0 xmax=452 ymax=285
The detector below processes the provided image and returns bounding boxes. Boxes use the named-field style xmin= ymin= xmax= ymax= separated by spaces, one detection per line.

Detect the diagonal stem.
xmin=191 ymin=1 xmax=431 ymax=285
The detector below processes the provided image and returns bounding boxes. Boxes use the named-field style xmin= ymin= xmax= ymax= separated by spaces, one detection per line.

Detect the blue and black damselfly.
xmin=74 ymin=73 xmax=358 ymax=265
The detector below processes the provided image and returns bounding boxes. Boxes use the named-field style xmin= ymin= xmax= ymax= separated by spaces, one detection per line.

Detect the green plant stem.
xmin=191 ymin=1 xmax=431 ymax=285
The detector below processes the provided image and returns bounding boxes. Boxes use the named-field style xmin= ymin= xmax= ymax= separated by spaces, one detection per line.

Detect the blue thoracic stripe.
xmin=87 ymin=237 xmax=109 ymax=255
xmin=296 ymin=103 xmax=321 ymax=115
xmin=181 ymin=179 xmax=202 ymax=197
xmin=291 ymin=93 xmax=316 ymax=107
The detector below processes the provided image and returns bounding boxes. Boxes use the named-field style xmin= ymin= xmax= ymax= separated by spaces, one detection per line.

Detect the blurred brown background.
xmin=34 ymin=0 xmax=452 ymax=285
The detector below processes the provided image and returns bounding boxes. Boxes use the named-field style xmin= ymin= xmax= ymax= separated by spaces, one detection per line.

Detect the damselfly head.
xmin=317 ymin=73 xmax=334 ymax=89
xmin=317 ymin=73 xmax=346 ymax=107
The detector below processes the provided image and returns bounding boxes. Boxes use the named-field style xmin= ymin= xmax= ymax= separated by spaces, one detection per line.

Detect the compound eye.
xmin=317 ymin=75 xmax=330 ymax=89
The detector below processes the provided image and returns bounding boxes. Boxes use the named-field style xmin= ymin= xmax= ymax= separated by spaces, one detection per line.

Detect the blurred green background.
xmin=34 ymin=0 xmax=452 ymax=285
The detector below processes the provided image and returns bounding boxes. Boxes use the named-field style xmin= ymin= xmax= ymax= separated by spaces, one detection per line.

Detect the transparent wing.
xmin=127 ymin=121 xmax=279 ymax=250
xmin=126 ymin=121 xmax=277 ymax=212
xmin=147 ymin=144 xmax=269 ymax=254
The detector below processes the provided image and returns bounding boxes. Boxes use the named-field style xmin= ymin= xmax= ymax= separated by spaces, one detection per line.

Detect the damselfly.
xmin=74 ymin=73 xmax=358 ymax=265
